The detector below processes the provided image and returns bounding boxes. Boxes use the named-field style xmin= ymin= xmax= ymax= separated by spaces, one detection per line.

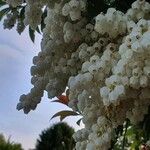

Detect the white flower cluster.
xmin=6 ymin=0 xmax=150 ymax=149
xmin=101 ymin=20 xmax=150 ymax=125
xmin=73 ymin=128 xmax=89 ymax=150
xmin=63 ymin=18 xmax=87 ymax=43
xmin=17 ymin=75 xmax=48 ymax=113
xmin=16 ymin=0 xmax=87 ymax=113
xmin=87 ymin=116 xmax=112 ymax=150
xmin=3 ymin=12 xmax=17 ymax=29
xmin=24 ymin=0 xmax=45 ymax=29
xmin=16 ymin=18 xmax=25 ymax=34
xmin=146 ymin=140 xmax=150 ymax=146
xmin=62 ymin=0 xmax=86 ymax=21
xmin=126 ymin=0 xmax=150 ymax=21
xmin=95 ymin=8 xmax=126 ymax=38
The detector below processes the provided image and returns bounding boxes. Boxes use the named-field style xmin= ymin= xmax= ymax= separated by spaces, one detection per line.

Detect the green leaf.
xmin=0 ymin=7 xmax=10 ymax=21
xmin=36 ymin=26 xmax=41 ymax=34
xmin=143 ymin=116 xmax=150 ymax=140
xmin=51 ymin=110 xmax=79 ymax=121
xmin=76 ymin=118 xmax=82 ymax=126
xmin=40 ymin=8 xmax=47 ymax=31
xmin=29 ymin=27 xmax=35 ymax=43
xmin=131 ymin=139 xmax=141 ymax=149
xmin=19 ymin=6 xmax=25 ymax=19
xmin=126 ymin=126 xmax=135 ymax=137
xmin=0 ymin=0 xmax=6 ymax=7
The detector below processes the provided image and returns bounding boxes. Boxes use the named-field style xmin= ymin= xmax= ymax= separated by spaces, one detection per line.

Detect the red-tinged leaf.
xmin=51 ymin=110 xmax=79 ymax=121
xmin=57 ymin=95 xmax=69 ymax=105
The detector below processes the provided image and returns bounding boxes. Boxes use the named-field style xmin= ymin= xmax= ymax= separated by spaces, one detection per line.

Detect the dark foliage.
xmin=35 ymin=122 xmax=75 ymax=150
xmin=0 ymin=134 xmax=23 ymax=150
xmin=87 ymin=0 xmax=150 ymax=20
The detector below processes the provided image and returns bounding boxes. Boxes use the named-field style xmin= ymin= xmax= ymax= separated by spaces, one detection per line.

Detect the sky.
xmin=0 ymin=23 xmax=83 ymax=150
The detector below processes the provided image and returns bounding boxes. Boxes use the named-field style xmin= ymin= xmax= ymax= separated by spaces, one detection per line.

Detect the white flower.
xmin=143 ymin=66 xmax=150 ymax=76
xmin=62 ymin=3 xmax=71 ymax=16
xmin=140 ymin=75 xmax=148 ymax=87
xmin=132 ymin=1 xmax=140 ymax=10
xmin=69 ymin=0 xmax=80 ymax=9
xmin=100 ymin=87 xmax=110 ymax=98
xmin=109 ymin=91 xmax=119 ymax=103
xmin=129 ymin=76 xmax=139 ymax=88
xmin=132 ymin=67 xmax=142 ymax=77
xmin=82 ymin=61 xmax=91 ymax=73
xmin=142 ymin=2 xmax=150 ymax=13
xmin=124 ymin=49 xmax=134 ymax=59
xmin=119 ymin=43 xmax=129 ymax=55
xmin=69 ymin=9 xmax=81 ymax=21
xmin=114 ymin=85 xmax=125 ymax=97
xmin=90 ymin=55 xmax=100 ymax=63
xmin=131 ymin=41 xmax=143 ymax=53
xmin=127 ymin=21 xmax=136 ymax=32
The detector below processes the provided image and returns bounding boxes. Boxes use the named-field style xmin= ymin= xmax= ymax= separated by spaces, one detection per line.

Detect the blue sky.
xmin=0 ymin=24 xmax=83 ymax=150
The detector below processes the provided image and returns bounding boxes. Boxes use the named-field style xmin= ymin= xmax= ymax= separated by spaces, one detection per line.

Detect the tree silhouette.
xmin=0 ymin=134 xmax=23 ymax=150
xmin=36 ymin=122 xmax=75 ymax=150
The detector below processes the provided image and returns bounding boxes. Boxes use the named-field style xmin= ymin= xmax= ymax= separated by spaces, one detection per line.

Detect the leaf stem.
xmin=122 ymin=119 xmax=129 ymax=150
